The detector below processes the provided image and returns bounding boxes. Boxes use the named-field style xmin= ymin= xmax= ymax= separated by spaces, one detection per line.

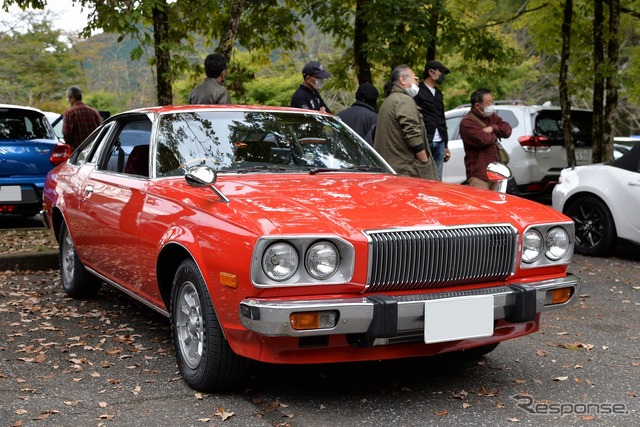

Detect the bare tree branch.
xmin=477 ymin=2 xmax=550 ymax=29
xmin=620 ymin=6 xmax=640 ymax=19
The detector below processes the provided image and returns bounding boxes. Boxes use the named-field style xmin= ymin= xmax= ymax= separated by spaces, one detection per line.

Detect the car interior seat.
xmin=124 ymin=145 xmax=150 ymax=177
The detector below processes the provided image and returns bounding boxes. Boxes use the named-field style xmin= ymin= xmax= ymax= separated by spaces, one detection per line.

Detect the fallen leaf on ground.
xmin=214 ymin=407 xmax=235 ymax=421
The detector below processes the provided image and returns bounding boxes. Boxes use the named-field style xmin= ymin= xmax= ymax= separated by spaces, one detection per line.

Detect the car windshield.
xmin=610 ymin=142 xmax=640 ymax=173
xmin=0 ymin=108 xmax=55 ymax=140
xmin=155 ymin=110 xmax=390 ymax=177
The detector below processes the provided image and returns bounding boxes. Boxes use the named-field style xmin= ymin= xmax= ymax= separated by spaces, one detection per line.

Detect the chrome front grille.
xmin=364 ymin=225 xmax=518 ymax=292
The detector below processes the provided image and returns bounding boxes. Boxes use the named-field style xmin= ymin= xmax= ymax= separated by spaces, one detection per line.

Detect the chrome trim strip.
xmin=239 ymin=274 xmax=581 ymax=337
xmin=86 ymin=267 xmax=169 ymax=317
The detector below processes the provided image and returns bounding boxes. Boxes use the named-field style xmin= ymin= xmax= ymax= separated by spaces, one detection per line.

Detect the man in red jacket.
xmin=459 ymin=88 xmax=512 ymax=191
xmin=62 ymin=86 xmax=102 ymax=150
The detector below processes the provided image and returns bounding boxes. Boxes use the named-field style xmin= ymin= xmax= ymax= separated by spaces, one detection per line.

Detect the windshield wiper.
xmin=309 ymin=165 xmax=385 ymax=175
xmin=235 ymin=165 xmax=291 ymax=174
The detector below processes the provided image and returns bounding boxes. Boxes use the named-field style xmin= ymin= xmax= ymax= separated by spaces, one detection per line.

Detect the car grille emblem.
xmin=0 ymin=148 xmax=7 ymax=155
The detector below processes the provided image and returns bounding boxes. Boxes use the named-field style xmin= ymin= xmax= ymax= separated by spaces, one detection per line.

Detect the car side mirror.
xmin=185 ymin=166 xmax=230 ymax=203
xmin=185 ymin=165 xmax=217 ymax=187
xmin=486 ymin=162 xmax=512 ymax=182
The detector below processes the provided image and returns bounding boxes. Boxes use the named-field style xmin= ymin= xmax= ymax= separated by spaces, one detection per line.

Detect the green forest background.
xmin=2 ymin=0 xmax=640 ymax=137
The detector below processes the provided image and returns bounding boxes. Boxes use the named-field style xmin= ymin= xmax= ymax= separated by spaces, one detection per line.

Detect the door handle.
xmin=628 ymin=181 xmax=640 ymax=187
xmin=82 ymin=184 xmax=94 ymax=202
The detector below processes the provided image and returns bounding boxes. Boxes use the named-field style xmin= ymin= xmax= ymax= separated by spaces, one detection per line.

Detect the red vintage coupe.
xmin=42 ymin=105 xmax=581 ymax=392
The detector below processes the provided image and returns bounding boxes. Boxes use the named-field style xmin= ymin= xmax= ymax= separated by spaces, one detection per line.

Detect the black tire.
xmin=170 ymin=259 xmax=247 ymax=392
xmin=59 ymin=222 xmax=101 ymax=298
xmin=565 ymin=196 xmax=617 ymax=256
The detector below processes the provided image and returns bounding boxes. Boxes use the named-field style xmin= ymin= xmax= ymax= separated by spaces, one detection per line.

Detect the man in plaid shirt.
xmin=62 ymin=86 xmax=103 ymax=150
xmin=459 ymin=88 xmax=512 ymax=191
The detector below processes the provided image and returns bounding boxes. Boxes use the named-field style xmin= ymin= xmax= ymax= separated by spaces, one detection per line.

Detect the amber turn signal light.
xmin=219 ymin=272 xmax=237 ymax=288
xmin=290 ymin=311 xmax=338 ymax=330
xmin=547 ymin=287 xmax=573 ymax=305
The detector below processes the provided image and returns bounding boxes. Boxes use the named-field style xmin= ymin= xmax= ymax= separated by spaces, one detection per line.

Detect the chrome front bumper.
xmin=239 ymin=275 xmax=581 ymax=338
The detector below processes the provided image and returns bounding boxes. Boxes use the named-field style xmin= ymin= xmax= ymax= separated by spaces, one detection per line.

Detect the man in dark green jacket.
xmin=374 ymin=65 xmax=439 ymax=181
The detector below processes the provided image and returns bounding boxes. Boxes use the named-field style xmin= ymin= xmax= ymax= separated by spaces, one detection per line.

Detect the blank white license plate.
xmin=424 ymin=295 xmax=494 ymax=344
xmin=575 ymin=149 xmax=591 ymax=161
xmin=0 ymin=185 xmax=21 ymax=202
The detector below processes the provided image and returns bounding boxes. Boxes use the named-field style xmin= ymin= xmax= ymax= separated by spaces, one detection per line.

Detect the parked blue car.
xmin=0 ymin=104 xmax=71 ymax=216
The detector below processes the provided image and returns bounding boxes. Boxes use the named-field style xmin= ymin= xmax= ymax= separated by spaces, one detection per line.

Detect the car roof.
xmin=125 ymin=104 xmax=332 ymax=115
xmin=103 ymin=104 xmax=334 ymax=125
xmin=0 ymin=104 xmax=47 ymax=115
xmin=448 ymin=102 xmax=593 ymax=114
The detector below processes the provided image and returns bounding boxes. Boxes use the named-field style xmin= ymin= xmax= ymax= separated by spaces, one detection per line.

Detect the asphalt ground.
xmin=0 ymin=224 xmax=639 ymax=426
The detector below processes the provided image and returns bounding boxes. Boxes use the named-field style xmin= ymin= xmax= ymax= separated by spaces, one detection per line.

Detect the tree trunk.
xmin=560 ymin=0 xmax=575 ymax=167
xmin=219 ymin=0 xmax=246 ymax=61
xmin=424 ymin=0 xmax=442 ymax=67
xmin=152 ymin=2 xmax=172 ymax=106
xmin=354 ymin=0 xmax=372 ymax=84
xmin=603 ymin=0 xmax=620 ymax=162
xmin=592 ymin=0 xmax=605 ymax=163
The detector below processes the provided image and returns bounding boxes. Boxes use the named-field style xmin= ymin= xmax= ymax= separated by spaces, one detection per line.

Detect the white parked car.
xmin=443 ymin=102 xmax=596 ymax=199
xmin=552 ymin=142 xmax=640 ymax=256
xmin=44 ymin=111 xmax=64 ymax=142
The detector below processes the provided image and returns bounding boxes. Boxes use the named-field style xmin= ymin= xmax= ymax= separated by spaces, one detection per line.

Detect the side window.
xmin=70 ymin=123 xmax=114 ymax=166
xmin=446 ymin=114 xmax=464 ymax=140
xmin=496 ymin=110 xmax=519 ymax=130
xmin=104 ymin=119 xmax=152 ymax=177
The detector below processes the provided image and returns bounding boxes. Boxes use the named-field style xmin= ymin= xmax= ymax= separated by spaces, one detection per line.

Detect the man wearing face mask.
xmin=290 ymin=61 xmax=332 ymax=113
xmin=374 ymin=64 xmax=439 ymax=180
xmin=415 ymin=60 xmax=450 ymax=179
xmin=188 ymin=53 xmax=231 ymax=105
xmin=459 ymin=88 xmax=512 ymax=190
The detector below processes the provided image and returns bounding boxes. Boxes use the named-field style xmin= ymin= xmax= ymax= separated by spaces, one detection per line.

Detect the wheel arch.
xmin=50 ymin=206 xmax=66 ymax=243
xmin=156 ymin=242 xmax=194 ymax=310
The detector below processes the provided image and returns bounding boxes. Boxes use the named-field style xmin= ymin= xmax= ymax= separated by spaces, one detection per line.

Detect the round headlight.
xmin=522 ymin=229 xmax=543 ymax=263
xmin=545 ymin=227 xmax=570 ymax=260
xmin=262 ymin=242 xmax=298 ymax=281
xmin=305 ymin=241 xmax=339 ymax=280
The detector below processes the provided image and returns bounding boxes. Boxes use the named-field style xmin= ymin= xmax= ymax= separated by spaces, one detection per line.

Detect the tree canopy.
xmin=2 ymin=0 xmax=640 ymax=138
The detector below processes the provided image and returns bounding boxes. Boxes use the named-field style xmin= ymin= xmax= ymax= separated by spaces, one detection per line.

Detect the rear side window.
xmin=496 ymin=110 xmax=519 ymax=130
xmin=445 ymin=114 xmax=464 ymax=139
xmin=535 ymin=110 xmax=593 ymax=147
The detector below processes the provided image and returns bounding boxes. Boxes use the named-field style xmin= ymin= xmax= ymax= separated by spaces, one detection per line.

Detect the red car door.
xmin=74 ymin=171 xmax=148 ymax=290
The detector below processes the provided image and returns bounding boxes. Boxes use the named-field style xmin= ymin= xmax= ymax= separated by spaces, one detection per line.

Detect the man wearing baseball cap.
xmin=415 ymin=59 xmax=451 ymax=179
xmin=290 ymin=61 xmax=332 ymax=113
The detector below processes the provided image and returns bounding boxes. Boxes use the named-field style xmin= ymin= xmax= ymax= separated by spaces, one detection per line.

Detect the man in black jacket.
xmin=415 ymin=60 xmax=450 ymax=179
xmin=290 ymin=61 xmax=332 ymax=113
xmin=337 ymin=83 xmax=378 ymax=145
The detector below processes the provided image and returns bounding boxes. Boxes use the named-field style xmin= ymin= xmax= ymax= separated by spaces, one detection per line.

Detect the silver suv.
xmin=442 ymin=102 xmax=594 ymax=199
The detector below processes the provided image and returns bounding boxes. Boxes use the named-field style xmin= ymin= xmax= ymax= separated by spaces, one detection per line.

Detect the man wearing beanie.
xmin=290 ymin=61 xmax=332 ymax=113
xmin=337 ymin=82 xmax=379 ymax=145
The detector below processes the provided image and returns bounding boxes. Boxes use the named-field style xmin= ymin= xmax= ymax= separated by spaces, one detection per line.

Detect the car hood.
xmin=196 ymin=173 xmax=567 ymax=236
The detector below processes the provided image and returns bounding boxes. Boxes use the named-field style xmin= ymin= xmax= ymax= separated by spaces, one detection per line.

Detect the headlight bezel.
xmin=252 ymin=236 xmax=355 ymax=287
xmin=520 ymin=222 xmax=574 ymax=268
